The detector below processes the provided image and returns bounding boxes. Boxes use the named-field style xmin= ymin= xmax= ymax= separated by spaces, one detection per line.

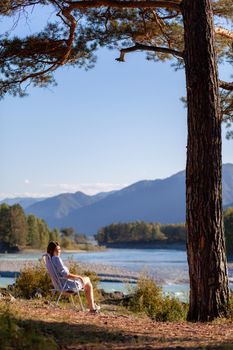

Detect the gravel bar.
xmin=0 ymin=259 xmax=139 ymax=282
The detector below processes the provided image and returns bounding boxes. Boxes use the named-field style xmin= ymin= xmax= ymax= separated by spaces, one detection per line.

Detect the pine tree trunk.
xmin=182 ymin=0 xmax=229 ymax=321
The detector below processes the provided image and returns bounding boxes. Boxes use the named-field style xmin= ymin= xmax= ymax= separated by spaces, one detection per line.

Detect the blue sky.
xmin=0 ymin=8 xmax=232 ymax=199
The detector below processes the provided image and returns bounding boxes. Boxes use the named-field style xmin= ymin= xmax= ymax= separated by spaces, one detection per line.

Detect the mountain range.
xmin=1 ymin=163 xmax=233 ymax=235
xmin=0 ymin=197 xmax=45 ymax=209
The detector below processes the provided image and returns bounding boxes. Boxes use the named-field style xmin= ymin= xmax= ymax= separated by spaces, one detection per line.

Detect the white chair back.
xmin=43 ymin=253 xmax=62 ymax=291
xmin=42 ymin=253 xmax=85 ymax=311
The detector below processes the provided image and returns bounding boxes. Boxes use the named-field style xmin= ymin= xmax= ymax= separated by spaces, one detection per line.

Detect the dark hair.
xmin=47 ymin=241 xmax=60 ymax=257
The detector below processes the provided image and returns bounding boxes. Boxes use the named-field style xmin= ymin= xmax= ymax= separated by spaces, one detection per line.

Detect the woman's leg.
xmin=82 ymin=276 xmax=95 ymax=310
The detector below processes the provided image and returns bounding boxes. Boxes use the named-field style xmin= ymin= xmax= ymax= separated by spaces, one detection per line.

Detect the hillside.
xmin=57 ymin=171 xmax=185 ymax=234
xmin=0 ymin=197 xmax=44 ymax=209
xmin=24 ymin=191 xmax=112 ymax=222
xmin=52 ymin=164 xmax=233 ymax=234
xmin=4 ymin=163 xmax=233 ymax=235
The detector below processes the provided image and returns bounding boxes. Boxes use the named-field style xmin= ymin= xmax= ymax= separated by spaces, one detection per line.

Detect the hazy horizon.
xmin=1 ymin=163 xmax=232 ymax=200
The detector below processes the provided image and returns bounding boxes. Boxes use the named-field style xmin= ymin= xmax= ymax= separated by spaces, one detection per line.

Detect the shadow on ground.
xmin=11 ymin=317 xmax=233 ymax=350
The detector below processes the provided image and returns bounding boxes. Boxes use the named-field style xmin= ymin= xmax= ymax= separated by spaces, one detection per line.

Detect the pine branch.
xmin=0 ymin=3 xmax=78 ymax=94
xmin=60 ymin=8 xmax=77 ymax=65
xmin=219 ymin=80 xmax=233 ymax=91
xmin=116 ymin=42 xmax=183 ymax=61
xmin=1 ymin=63 xmax=57 ymax=87
xmin=0 ymin=1 xmax=42 ymax=15
xmin=215 ymin=27 xmax=233 ymax=40
xmin=67 ymin=1 xmax=181 ymax=11
xmin=1 ymin=0 xmax=232 ymax=99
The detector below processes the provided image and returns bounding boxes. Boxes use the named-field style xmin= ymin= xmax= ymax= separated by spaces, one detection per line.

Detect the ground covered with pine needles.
xmin=1 ymin=299 xmax=233 ymax=350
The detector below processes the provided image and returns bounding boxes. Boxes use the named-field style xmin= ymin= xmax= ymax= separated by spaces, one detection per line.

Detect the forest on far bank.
xmin=0 ymin=203 xmax=91 ymax=252
xmin=95 ymin=209 xmax=233 ymax=255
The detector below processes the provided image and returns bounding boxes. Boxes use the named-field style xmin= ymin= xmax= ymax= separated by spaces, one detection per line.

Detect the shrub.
xmin=155 ymin=295 xmax=188 ymax=321
xmin=13 ymin=261 xmax=52 ymax=299
xmin=127 ymin=274 xmax=188 ymax=321
xmin=227 ymin=292 xmax=233 ymax=320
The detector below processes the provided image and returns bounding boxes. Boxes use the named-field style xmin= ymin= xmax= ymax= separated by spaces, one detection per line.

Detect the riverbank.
xmin=0 ymin=244 xmax=106 ymax=254
xmin=102 ymin=241 xmax=186 ymax=249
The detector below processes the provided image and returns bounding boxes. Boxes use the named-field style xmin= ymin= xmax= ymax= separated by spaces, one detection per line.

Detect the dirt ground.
xmin=2 ymin=299 xmax=233 ymax=350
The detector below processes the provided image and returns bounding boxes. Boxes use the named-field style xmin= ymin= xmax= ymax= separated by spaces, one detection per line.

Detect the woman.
xmin=47 ymin=241 xmax=100 ymax=313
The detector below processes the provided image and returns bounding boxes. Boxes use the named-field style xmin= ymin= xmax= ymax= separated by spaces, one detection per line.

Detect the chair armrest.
xmin=59 ymin=277 xmax=82 ymax=282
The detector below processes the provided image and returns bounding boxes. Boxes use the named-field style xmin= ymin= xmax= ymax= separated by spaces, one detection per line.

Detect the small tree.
xmin=49 ymin=227 xmax=60 ymax=242
xmin=27 ymin=214 xmax=40 ymax=248
xmin=61 ymin=227 xmax=75 ymax=239
xmin=37 ymin=218 xmax=50 ymax=249
xmin=0 ymin=204 xmax=12 ymax=248
xmin=9 ymin=204 xmax=28 ymax=246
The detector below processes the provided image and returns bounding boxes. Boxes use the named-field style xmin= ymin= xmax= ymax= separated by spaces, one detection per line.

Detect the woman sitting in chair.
xmin=47 ymin=241 xmax=100 ymax=313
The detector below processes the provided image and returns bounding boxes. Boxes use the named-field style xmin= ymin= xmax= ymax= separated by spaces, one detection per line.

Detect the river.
xmin=1 ymin=248 xmax=232 ymax=301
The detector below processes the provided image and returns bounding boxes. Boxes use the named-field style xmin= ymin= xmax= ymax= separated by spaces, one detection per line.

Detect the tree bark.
xmin=182 ymin=0 xmax=229 ymax=321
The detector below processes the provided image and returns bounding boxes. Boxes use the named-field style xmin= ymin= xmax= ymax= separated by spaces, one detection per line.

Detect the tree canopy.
xmin=0 ymin=0 xmax=232 ymax=135
xmin=0 ymin=203 xmax=54 ymax=249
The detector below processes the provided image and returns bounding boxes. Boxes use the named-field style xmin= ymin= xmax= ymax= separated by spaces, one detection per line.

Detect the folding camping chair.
xmin=42 ymin=253 xmax=85 ymax=311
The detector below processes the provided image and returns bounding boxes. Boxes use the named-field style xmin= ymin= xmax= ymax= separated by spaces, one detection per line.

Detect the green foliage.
xmin=9 ymin=204 xmax=28 ymax=246
xmin=127 ymin=274 xmax=187 ymax=321
xmin=227 ymin=292 xmax=233 ymax=320
xmin=0 ymin=203 xmax=62 ymax=250
xmin=95 ymin=215 xmax=233 ymax=255
xmin=0 ymin=304 xmax=58 ymax=350
xmin=37 ymin=219 xmax=50 ymax=249
xmin=61 ymin=227 xmax=75 ymax=238
xmin=13 ymin=261 xmax=52 ymax=299
xmin=27 ymin=214 xmax=40 ymax=248
xmin=0 ymin=203 xmax=27 ymax=246
xmin=49 ymin=228 xmax=60 ymax=242
xmin=0 ymin=202 xmax=101 ymax=251
xmin=0 ymin=0 xmax=232 ymax=131
xmin=95 ymin=221 xmax=185 ymax=245
xmin=160 ymin=224 xmax=186 ymax=242
xmin=59 ymin=228 xmax=101 ymax=251
xmin=0 ymin=203 xmax=11 ymax=243
xmin=60 ymin=227 xmax=93 ymax=250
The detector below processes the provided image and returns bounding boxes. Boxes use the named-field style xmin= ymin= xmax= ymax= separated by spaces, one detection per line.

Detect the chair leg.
xmin=70 ymin=293 xmax=84 ymax=311
xmin=50 ymin=290 xmax=56 ymax=303
xmin=70 ymin=294 xmax=78 ymax=310
xmin=77 ymin=291 xmax=85 ymax=311
xmin=56 ymin=292 xmax=63 ymax=306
